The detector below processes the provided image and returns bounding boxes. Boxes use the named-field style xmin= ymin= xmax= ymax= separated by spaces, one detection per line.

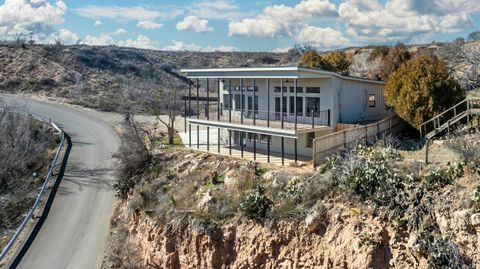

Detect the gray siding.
xmin=339 ymin=80 xmax=389 ymax=123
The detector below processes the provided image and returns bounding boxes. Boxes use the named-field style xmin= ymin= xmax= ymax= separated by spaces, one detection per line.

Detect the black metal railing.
xmin=191 ymin=105 xmax=330 ymax=130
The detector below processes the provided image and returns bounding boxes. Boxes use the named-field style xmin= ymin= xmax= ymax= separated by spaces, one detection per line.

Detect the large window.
xmin=274 ymin=86 xmax=287 ymax=92
xmin=247 ymin=133 xmax=272 ymax=144
xmin=223 ymin=94 xmax=230 ymax=109
xmin=306 ymin=97 xmax=320 ymax=115
xmin=305 ymin=87 xmax=321 ymax=94
xmin=289 ymin=96 xmax=303 ymax=114
xmin=247 ymin=86 xmax=259 ymax=92
xmin=234 ymin=94 xmax=243 ymax=110
xmin=289 ymin=87 xmax=304 ymax=93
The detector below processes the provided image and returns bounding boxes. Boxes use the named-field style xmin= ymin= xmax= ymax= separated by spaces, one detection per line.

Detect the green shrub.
xmin=358 ymin=232 xmax=382 ymax=248
xmin=299 ymin=50 xmax=350 ymax=74
xmin=240 ymin=186 xmax=272 ymax=221
xmin=384 ymin=56 xmax=464 ymax=130
xmin=339 ymin=145 xmax=402 ymax=204
xmin=471 ymin=186 xmax=480 ymax=210
xmin=424 ymin=163 xmax=463 ymax=190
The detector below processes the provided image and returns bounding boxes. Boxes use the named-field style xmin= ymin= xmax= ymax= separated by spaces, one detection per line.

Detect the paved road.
xmin=1 ymin=95 xmax=121 ymax=269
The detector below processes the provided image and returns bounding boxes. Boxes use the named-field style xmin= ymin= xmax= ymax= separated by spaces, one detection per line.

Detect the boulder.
xmin=305 ymin=210 xmax=323 ymax=233
xmin=470 ymin=213 xmax=480 ymax=229
xmin=197 ymin=191 xmax=215 ymax=214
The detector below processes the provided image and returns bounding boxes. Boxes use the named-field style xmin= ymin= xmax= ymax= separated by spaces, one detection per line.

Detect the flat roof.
xmin=180 ymin=66 xmax=386 ymax=85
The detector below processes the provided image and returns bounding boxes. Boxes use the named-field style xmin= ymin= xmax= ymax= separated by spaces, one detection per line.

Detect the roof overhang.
xmin=180 ymin=66 xmax=386 ymax=84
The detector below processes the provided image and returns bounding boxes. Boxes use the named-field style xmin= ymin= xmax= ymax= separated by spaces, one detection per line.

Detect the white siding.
xmin=339 ymin=79 xmax=389 ymax=123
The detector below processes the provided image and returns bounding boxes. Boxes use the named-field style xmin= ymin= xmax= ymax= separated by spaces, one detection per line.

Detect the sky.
xmin=0 ymin=0 xmax=479 ymax=52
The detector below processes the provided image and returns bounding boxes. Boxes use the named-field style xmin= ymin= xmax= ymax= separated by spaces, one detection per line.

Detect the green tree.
xmin=322 ymin=51 xmax=351 ymax=74
xmin=299 ymin=50 xmax=350 ymax=74
xmin=384 ymin=56 xmax=464 ymax=130
xmin=299 ymin=50 xmax=333 ymax=70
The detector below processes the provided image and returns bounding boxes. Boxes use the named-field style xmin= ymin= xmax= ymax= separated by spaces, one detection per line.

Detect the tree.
xmin=379 ymin=42 xmax=410 ymax=80
xmin=384 ymin=56 xmax=464 ymax=130
xmin=143 ymin=82 xmax=184 ymax=145
xmin=437 ymin=41 xmax=480 ymax=90
xmin=322 ymin=51 xmax=351 ymax=74
xmin=467 ymin=30 xmax=480 ymax=41
xmin=299 ymin=50 xmax=350 ymax=74
xmin=299 ymin=50 xmax=333 ymax=70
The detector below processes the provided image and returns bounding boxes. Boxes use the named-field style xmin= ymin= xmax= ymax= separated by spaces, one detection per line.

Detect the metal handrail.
xmin=420 ymin=98 xmax=480 ymax=138
xmin=0 ymin=114 xmax=65 ymax=262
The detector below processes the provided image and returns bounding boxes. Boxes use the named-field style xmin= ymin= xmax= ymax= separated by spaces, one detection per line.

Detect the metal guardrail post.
xmin=0 ymin=117 xmax=65 ymax=262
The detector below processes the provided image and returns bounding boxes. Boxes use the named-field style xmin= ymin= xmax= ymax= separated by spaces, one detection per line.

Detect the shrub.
xmin=384 ymin=56 xmax=465 ymax=130
xmin=471 ymin=186 xmax=480 ymax=210
xmin=424 ymin=163 xmax=463 ymax=190
xmin=418 ymin=231 xmax=466 ymax=269
xmin=447 ymin=134 xmax=480 ymax=174
xmin=299 ymin=50 xmax=350 ymax=74
xmin=379 ymin=42 xmax=410 ymax=80
xmin=240 ymin=186 xmax=272 ymax=221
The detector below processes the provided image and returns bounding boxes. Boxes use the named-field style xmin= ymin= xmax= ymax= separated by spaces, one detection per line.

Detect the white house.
xmin=180 ymin=66 xmax=390 ymax=164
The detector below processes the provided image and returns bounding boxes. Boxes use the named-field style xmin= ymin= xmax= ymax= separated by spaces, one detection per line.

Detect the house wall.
xmin=337 ymin=79 xmax=390 ymax=124
xmin=219 ymin=78 xmax=334 ymax=121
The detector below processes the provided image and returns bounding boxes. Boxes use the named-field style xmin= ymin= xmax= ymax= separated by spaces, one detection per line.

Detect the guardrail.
xmin=0 ymin=114 xmax=65 ymax=262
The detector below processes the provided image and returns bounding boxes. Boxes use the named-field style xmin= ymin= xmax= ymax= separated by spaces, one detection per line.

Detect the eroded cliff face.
xmin=108 ymin=200 xmax=480 ymax=269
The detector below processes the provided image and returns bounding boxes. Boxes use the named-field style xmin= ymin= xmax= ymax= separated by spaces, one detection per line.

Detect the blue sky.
xmin=0 ymin=0 xmax=479 ymax=51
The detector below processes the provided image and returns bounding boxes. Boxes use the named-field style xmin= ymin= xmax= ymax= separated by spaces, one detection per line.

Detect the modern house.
xmin=180 ymin=66 xmax=391 ymax=165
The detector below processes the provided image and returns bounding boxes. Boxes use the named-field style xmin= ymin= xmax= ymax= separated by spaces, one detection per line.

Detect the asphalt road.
xmin=1 ymin=95 xmax=121 ymax=269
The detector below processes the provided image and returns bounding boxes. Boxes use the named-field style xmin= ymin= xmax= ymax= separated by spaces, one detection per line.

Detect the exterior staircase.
xmin=420 ymin=98 xmax=480 ymax=139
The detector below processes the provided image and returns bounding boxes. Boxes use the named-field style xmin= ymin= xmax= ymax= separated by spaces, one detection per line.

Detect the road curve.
xmin=1 ymin=95 xmax=121 ymax=269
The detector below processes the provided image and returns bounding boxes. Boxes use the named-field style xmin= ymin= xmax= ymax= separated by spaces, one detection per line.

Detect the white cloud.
xmin=162 ymin=40 xmax=238 ymax=52
xmin=117 ymin=35 xmax=158 ymax=49
xmin=176 ymin=16 xmax=213 ymax=32
xmin=74 ymin=5 xmax=182 ymax=21
xmin=49 ymin=28 xmax=79 ymax=45
xmin=94 ymin=20 xmax=102 ymax=27
xmin=0 ymin=0 xmax=67 ymax=39
xmin=136 ymin=20 xmax=163 ymax=30
xmin=84 ymin=33 xmax=114 ymax=46
xmin=338 ymin=0 xmax=479 ymax=43
xmin=112 ymin=28 xmax=127 ymax=35
xmin=228 ymin=0 xmax=338 ymax=38
xmin=296 ymin=26 xmax=350 ymax=48
xmin=273 ymin=47 xmax=292 ymax=53
xmin=188 ymin=0 xmax=253 ymax=20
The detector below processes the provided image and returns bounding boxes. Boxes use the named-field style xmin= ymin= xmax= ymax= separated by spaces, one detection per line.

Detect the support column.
xmin=241 ymin=132 xmax=244 ymax=158
xmin=217 ymin=79 xmax=221 ymax=154
xmin=229 ymin=130 xmax=232 ymax=155
xmin=281 ymin=78 xmax=284 ymax=129
xmin=254 ymin=134 xmax=256 ymax=161
xmin=229 ymin=78 xmax=232 ymax=123
xmin=294 ymin=79 xmax=297 ymax=130
xmin=281 ymin=137 xmax=285 ymax=166
xmin=206 ymin=78 xmax=210 ymax=151
xmin=253 ymin=78 xmax=256 ymax=126
xmin=267 ymin=136 xmax=271 ymax=163
xmin=295 ymin=139 xmax=298 ymax=163
xmin=184 ymin=98 xmax=187 ymax=132
xmin=188 ymin=79 xmax=192 ymax=148
xmin=240 ymin=78 xmax=244 ymax=124
xmin=267 ymin=78 xmax=270 ymax=127
xmin=196 ymin=78 xmax=200 ymax=149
